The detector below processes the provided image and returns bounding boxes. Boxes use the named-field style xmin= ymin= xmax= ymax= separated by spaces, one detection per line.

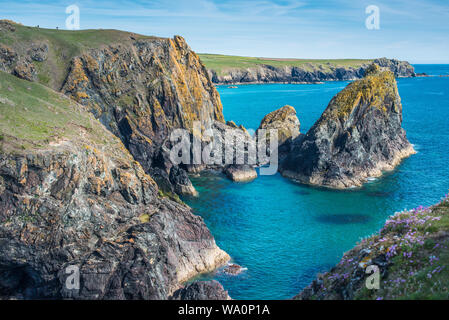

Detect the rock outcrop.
xmin=0 ymin=20 xmax=226 ymax=195
xmin=207 ymin=58 xmax=415 ymax=85
xmin=225 ymin=165 xmax=257 ymax=182
xmin=257 ymin=105 xmax=300 ymax=156
xmin=170 ymin=281 xmax=231 ymax=300
xmin=0 ymin=71 xmax=229 ymax=299
xmin=280 ymin=64 xmax=416 ymax=189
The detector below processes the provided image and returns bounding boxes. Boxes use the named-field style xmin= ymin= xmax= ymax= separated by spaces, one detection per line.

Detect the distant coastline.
xmin=199 ymin=54 xmax=416 ymax=85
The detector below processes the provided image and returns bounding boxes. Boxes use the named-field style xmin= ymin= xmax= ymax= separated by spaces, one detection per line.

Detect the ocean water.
xmin=183 ymin=65 xmax=449 ymax=300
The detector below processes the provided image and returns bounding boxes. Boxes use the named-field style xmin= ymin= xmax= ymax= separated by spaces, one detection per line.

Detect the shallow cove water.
xmin=183 ymin=65 xmax=449 ymax=300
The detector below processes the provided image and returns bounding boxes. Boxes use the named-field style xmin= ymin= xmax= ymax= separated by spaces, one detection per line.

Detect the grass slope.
xmin=198 ymin=53 xmax=373 ymax=75
xmin=0 ymin=20 xmax=158 ymax=89
xmin=0 ymin=70 xmax=117 ymax=153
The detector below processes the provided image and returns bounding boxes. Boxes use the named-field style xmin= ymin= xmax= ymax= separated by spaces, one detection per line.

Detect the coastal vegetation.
xmin=296 ymin=194 xmax=449 ymax=300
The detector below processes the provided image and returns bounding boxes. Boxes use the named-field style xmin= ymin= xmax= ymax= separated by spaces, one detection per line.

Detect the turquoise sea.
xmin=183 ymin=65 xmax=449 ymax=300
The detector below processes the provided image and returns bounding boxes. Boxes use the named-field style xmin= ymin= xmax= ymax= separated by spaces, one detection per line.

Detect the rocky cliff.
xmin=0 ymin=20 xmax=224 ymax=196
xmin=0 ymin=69 xmax=229 ymax=299
xmin=280 ymin=64 xmax=415 ymax=189
xmin=205 ymin=58 xmax=415 ymax=85
xmin=295 ymin=195 xmax=449 ymax=300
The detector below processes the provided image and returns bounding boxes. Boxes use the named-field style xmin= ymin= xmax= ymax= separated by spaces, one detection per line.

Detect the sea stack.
xmin=257 ymin=105 xmax=300 ymax=156
xmin=280 ymin=64 xmax=416 ymax=189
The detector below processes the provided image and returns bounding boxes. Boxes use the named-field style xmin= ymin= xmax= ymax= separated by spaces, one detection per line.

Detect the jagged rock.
xmin=257 ymin=105 xmax=300 ymax=155
xmin=60 ymin=36 xmax=224 ymax=194
xmin=372 ymin=58 xmax=415 ymax=78
xmin=0 ymin=72 xmax=229 ymax=299
xmin=170 ymin=281 xmax=231 ymax=300
xmin=206 ymin=58 xmax=415 ymax=85
xmin=280 ymin=64 xmax=415 ymax=189
xmin=12 ymin=60 xmax=36 ymax=81
xmin=169 ymin=166 xmax=198 ymax=196
xmin=209 ymin=121 xmax=258 ymax=181
xmin=226 ymin=120 xmax=238 ymax=128
xmin=0 ymin=44 xmax=17 ymax=70
xmin=0 ymin=20 xmax=17 ymax=32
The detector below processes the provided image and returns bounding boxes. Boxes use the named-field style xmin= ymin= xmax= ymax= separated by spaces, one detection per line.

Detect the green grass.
xmin=198 ymin=53 xmax=373 ymax=75
xmin=0 ymin=20 xmax=159 ymax=89
xmin=0 ymin=70 xmax=110 ymax=151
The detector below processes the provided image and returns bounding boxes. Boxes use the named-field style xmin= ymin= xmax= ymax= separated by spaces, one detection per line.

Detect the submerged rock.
xmin=170 ymin=281 xmax=231 ymax=300
xmin=223 ymin=264 xmax=245 ymax=275
xmin=280 ymin=64 xmax=416 ymax=189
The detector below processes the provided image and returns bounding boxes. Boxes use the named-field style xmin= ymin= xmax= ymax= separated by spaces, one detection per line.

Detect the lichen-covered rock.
xmin=12 ymin=60 xmax=36 ymax=81
xmin=280 ymin=64 xmax=415 ymax=189
xmin=170 ymin=280 xmax=231 ymax=300
xmin=59 ymin=36 xmax=224 ymax=194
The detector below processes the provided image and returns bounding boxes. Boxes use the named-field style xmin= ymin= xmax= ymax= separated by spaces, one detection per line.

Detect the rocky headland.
xmin=280 ymin=64 xmax=416 ymax=189
xmin=201 ymin=55 xmax=416 ymax=85
xmin=0 ymin=71 xmax=229 ymax=299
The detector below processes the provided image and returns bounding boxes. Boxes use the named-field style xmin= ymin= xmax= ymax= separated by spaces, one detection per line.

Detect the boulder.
xmin=170 ymin=281 xmax=231 ymax=300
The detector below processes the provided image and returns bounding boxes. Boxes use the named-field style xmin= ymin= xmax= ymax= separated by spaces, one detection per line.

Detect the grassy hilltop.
xmin=0 ymin=20 xmax=158 ymax=89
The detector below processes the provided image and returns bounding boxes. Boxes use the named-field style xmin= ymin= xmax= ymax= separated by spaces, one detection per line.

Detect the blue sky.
xmin=1 ymin=0 xmax=448 ymax=63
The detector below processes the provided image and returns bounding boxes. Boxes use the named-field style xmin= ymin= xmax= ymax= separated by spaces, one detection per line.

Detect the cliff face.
xmin=61 ymin=36 xmax=225 ymax=195
xmin=206 ymin=58 xmax=415 ymax=85
xmin=0 ymin=21 xmax=225 ymax=195
xmin=0 ymin=71 xmax=229 ymax=299
xmin=296 ymin=195 xmax=449 ymax=300
xmin=280 ymin=64 xmax=415 ymax=189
